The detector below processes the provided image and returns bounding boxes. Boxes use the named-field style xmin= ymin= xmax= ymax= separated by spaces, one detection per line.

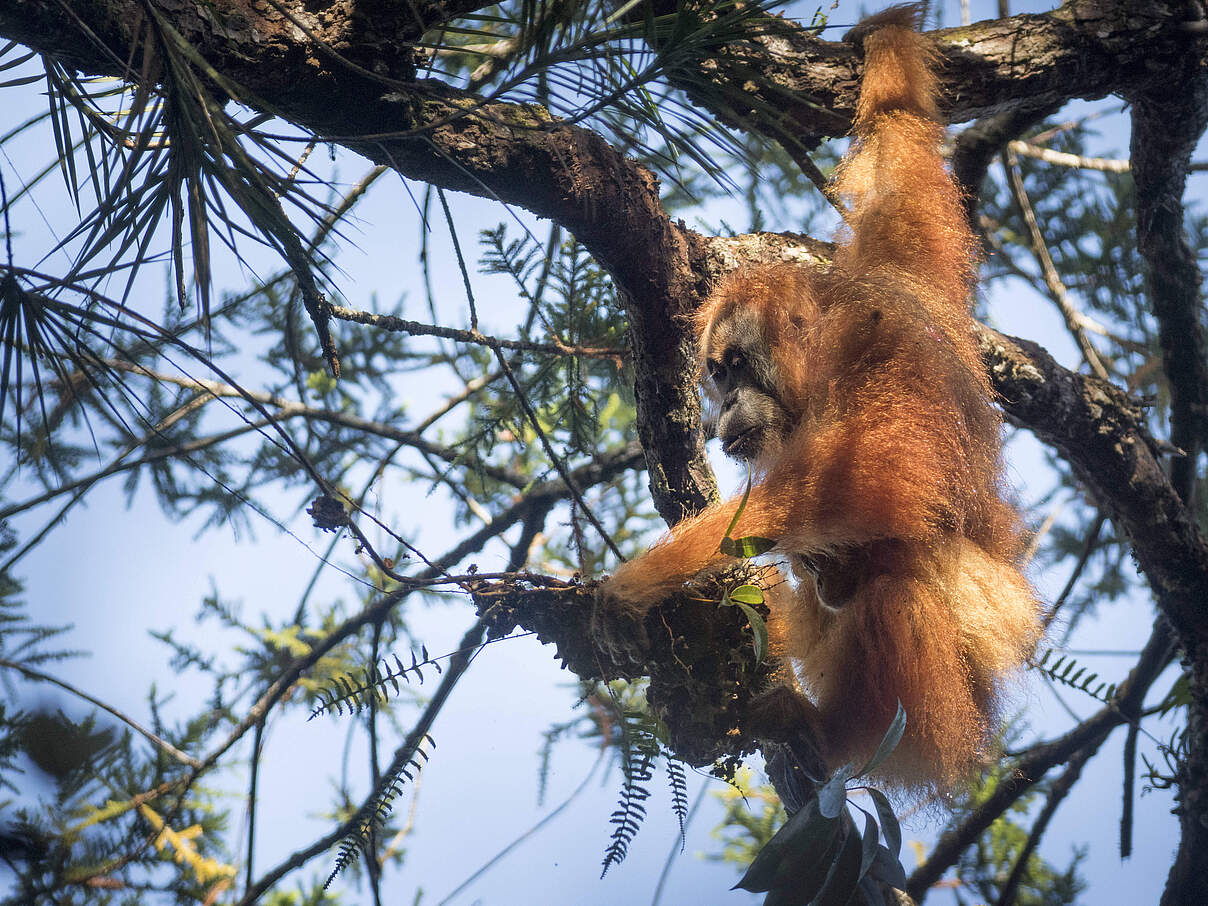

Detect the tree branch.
xmin=0 ymin=657 xmax=204 ymax=769
xmin=328 ymin=304 xmax=622 ymax=361
xmin=1127 ymin=54 xmax=1208 ymax=500
xmin=1121 ymin=57 xmax=1208 ymax=906
xmin=656 ymin=1 xmax=1208 ymax=148
xmin=471 ymin=566 xmax=773 ymax=767
xmin=981 ymin=327 xmax=1208 ymax=651
xmin=952 ymin=102 xmax=1061 ymax=225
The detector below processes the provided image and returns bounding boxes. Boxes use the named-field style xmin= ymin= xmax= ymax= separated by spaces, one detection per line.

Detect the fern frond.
xmin=599 ymin=703 xmax=664 ymax=878
xmin=666 ymin=758 xmax=688 ymax=852
xmin=324 ymin=733 xmax=436 ymax=889
xmin=1031 ymin=648 xmax=1118 ymax=704
xmin=309 ymin=648 xmax=442 ymax=720
xmin=601 ymin=745 xmax=655 ymax=877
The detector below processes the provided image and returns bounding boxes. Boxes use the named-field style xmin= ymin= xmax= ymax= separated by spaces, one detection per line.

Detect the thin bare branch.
xmin=0 ymin=657 xmax=204 ymax=769
xmin=1002 ymin=148 xmax=1111 ymax=380
xmin=328 ymin=304 xmax=622 ymax=361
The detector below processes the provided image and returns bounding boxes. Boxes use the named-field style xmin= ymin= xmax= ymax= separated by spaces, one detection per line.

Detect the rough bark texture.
xmin=1164 ymin=640 xmax=1208 ymax=906
xmin=1 ymin=0 xmax=1203 ymax=525
xmin=980 ymin=328 xmax=1208 ymax=650
xmin=656 ymin=0 xmax=1207 ymax=144
xmin=1128 ymin=64 xmax=1208 ymax=498
xmin=0 ymin=0 xmax=717 ymax=525
xmin=1126 ymin=39 xmax=1208 ymax=906
xmin=951 ymin=101 xmax=1062 ymax=225
xmin=471 ymin=570 xmax=772 ymax=767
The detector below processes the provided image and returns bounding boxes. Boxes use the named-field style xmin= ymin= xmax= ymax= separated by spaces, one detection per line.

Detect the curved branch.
xmin=951 ymin=101 xmax=1060 ymax=226
xmin=1121 ymin=63 xmax=1208 ymax=904
xmin=981 ymin=327 xmax=1208 ymax=652
xmin=6 ymin=1 xmax=1205 ymax=533
xmin=470 ymin=566 xmax=772 ymax=767
xmin=0 ymin=657 xmax=204 ymax=769
xmin=0 ymin=0 xmax=718 ymax=527
xmin=658 ymin=0 xmax=1208 ymax=147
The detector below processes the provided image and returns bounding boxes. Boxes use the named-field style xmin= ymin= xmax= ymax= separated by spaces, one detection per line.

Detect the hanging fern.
xmin=601 ymin=741 xmax=657 ymax=877
xmin=598 ymin=701 xmax=667 ymax=878
xmin=325 ymin=732 xmax=436 ymax=888
xmin=1031 ymin=649 xmax=1118 ymax=704
xmin=309 ymin=648 xmax=443 ymax=720
xmin=666 ymin=758 xmax=688 ymax=853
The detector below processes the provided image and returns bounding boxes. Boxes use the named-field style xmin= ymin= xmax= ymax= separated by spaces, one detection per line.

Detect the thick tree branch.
xmin=951 ymin=101 xmax=1061 ymax=225
xmin=471 ymin=567 xmax=773 ymax=767
xmin=1127 ymin=63 xmax=1208 ymax=499
xmin=981 ymin=327 xmax=1208 ymax=651
xmin=1123 ymin=57 xmax=1208 ymax=906
xmin=0 ymin=0 xmax=718 ymax=526
xmin=6 ymin=0 xmax=1206 ymax=534
xmin=3 ymin=2 xmax=1205 ymax=899
xmin=656 ymin=0 xmax=1208 ymax=149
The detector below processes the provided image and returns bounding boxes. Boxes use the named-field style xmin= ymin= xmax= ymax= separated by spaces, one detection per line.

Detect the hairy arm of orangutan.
xmin=601 ymin=395 xmax=970 ymax=614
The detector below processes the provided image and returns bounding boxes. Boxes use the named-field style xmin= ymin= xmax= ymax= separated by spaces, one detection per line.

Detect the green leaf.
xmin=727 ymin=583 xmax=764 ymax=605
xmin=858 ymin=808 xmax=879 ymax=879
xmin=818 ymin=769 xmax=850 ymax=819
xmin=720 ymin=534 xmax=777 ymax=558
xmin=867 ymin=788 xmax=900 ymax=859
xmin=720 ymin=584 xmax=767 ymax=664
xmin=857 ymin=874 xmax=889 ymax=906
xmin=1160 ymin=673 xmax=1191 ymax=715
xmin=722 ymin=469 xmax=755 ymax=540
xmin=720 ymin=468 xmax=776 ymax=557
xmin=732 ymin=601 xmax=768 ymax=665
xmin=733 ymin=797 xmax=839 ymax=894
xmin=813 ymin=815 xmax=863 ymax=906
xmin=855 ymin=702 xmax=907 ymax=778
xmin=868 ymin=844 xmax=908 ymax=890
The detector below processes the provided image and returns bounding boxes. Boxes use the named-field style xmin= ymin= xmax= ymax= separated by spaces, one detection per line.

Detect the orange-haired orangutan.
xmin=599 ymin=5 xmax=1040 ymax=792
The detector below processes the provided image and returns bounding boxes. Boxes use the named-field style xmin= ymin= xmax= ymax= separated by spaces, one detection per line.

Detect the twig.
xmin=426 ymin=186 xmax=624 ymax=562
xmin=436 ymin=749 xmax=608 ymax=906
xmin=1007 ymin=140 xmax=1129 ymax=173
xmin=1001 ymin=149 xmax=1111 ymax=380
xmin=492 ymin=347 xmax=624 ymax=560
xmin=992 ymin=744 xmax=1094 ymax=906
xmin=1043 ymin=511 xmax=1107 ymax=632
xmin=1022 ymin=498 xmax=1065 ymax=565
xmin=327 ymin=304 xmax=622 ymax=361
xmin=1008 ymin=138 xmax=1208 ymax=174
xmin=0 ymin=657 xmax=203 ymax=769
